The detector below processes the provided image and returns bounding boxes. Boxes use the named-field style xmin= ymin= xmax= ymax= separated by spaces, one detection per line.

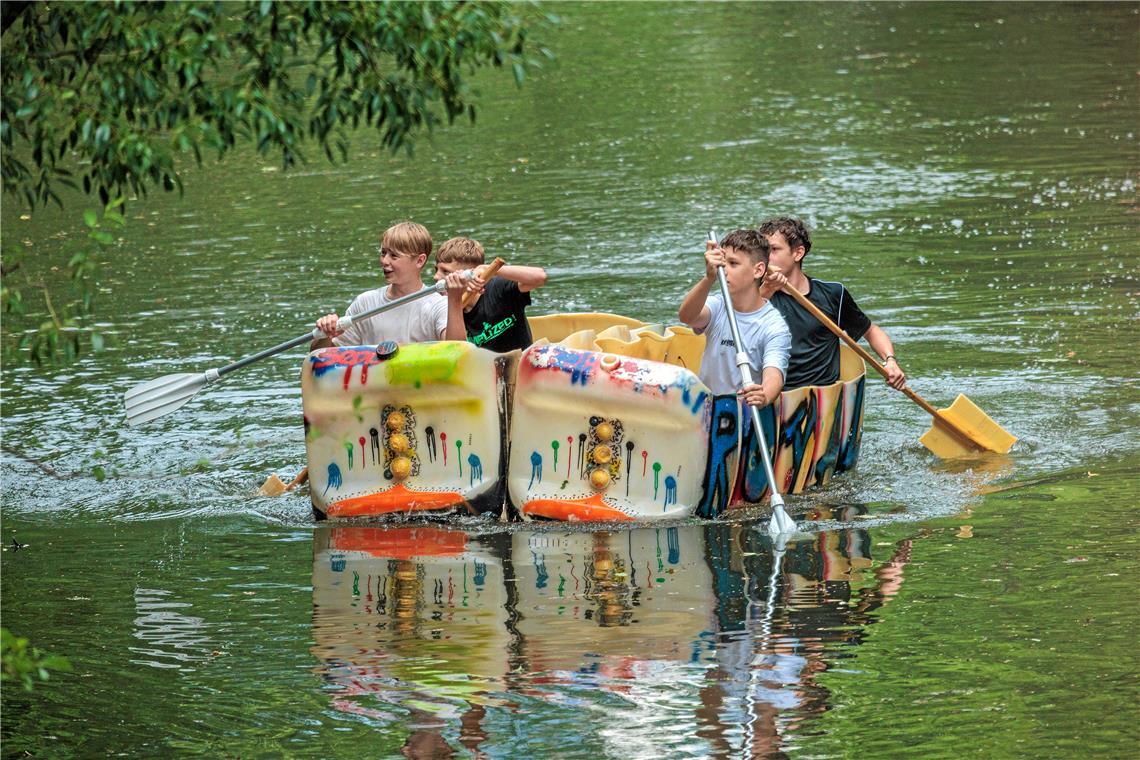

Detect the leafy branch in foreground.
xmin=1 ymin=627 xmax=73 ymax=692
xmin=1 ymin=197 xmax=124 ymax=365
xmin=2 ymin=0 xmax=549 ymax=210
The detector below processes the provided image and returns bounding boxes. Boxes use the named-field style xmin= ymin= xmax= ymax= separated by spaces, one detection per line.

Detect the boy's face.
xmin=380 ymin=244 xmax=427 ymax=284
xmin=722 ymin=246 xmax=766 ymax=293
xmin=764 ymin=233 xmax=805 ymax=274
xmin=432 ymin=259 xmax=473 ymax=282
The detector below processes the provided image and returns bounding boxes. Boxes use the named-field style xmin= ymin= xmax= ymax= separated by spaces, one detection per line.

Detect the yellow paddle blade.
xmin=919 ymin=394 xmax=1017 ymax=458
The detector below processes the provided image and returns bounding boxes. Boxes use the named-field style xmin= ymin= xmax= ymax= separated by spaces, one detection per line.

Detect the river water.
xmin=2 ymin=3 xmax=1137 ymax=757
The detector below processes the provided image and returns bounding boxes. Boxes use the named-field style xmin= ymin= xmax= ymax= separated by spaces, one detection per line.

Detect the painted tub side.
xmin=508 ymin=343 xmax=715 ymax=522
xmin=302 ymin=342 xmax=508 ymax=519
xmin=728 ymin=343 xmax=867 ymax=508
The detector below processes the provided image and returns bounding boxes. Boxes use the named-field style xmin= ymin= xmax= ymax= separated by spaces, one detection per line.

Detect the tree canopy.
xmin=1 ymin=0 xmax=546 ymax=210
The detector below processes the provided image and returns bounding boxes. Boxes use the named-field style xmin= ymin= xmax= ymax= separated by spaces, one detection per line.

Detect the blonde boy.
xmin=312 ymin=221 xmax=448 ymax=349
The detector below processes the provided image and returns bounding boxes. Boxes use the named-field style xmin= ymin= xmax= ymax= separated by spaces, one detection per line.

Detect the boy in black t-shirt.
xmin=757 ymin=217 xmax=907 ymax=390
xmin=434 ymin=237 xmax=547 ymax=353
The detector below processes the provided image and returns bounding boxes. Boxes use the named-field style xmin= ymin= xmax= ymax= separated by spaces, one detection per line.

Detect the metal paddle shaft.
xmin=124 ymin=281 xmax=446 ymax=427
xmin=708 ymin=230 xmax=795 ymax=533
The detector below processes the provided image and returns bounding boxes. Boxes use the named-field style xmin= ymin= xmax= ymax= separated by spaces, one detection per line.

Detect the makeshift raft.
xmin=301 ymin=313 xmax=866 ymax=522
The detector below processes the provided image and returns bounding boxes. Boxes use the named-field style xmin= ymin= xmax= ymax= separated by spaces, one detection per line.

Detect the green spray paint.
xmin=344 ymin=442 xmax=354 ymax=470
xmin=551 ymin=439 xmax=560 ymax=469
xmin=652 ymin=461 xmax=662 ymax=498
xmin=456 ymin=439 xmax=463 ymax=476
xmin=385 ymin=342 xmax=466 ymax=386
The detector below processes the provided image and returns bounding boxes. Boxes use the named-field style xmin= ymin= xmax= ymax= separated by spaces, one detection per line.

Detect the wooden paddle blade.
xmin=124 ymin=372 xmax=208 ymax=427
xmin=258 ymin=474 xmax=287 ymax=497
xmin=919 ymin=394 xmax=1016 ymax=458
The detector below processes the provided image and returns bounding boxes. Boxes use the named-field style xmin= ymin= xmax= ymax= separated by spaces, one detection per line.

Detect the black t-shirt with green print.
xmin=463 ymin=277 xmax=533 ymax=353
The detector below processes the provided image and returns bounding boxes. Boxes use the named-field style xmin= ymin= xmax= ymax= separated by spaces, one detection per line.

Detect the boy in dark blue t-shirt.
xmin=758 ymin=217 xmax=907 ymax=391
xmin=434 ymin=237 xmax=547 ymax=353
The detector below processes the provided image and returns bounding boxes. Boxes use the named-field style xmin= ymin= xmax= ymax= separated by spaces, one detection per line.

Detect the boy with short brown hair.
xmin=434 ymin=236 xmax=547 ymax=353
xmin=678 ymin=228 xmax=790 ymax=408
xmin=758 ymin=216 xmax=906 ymax=390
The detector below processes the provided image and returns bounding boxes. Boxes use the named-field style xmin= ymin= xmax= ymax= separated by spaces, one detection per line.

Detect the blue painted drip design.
xmin=667 ymin=526 xmax=680 ymax=564
xmin=663 ymin=475 xmax=677 ymax=510
xmin=468 ymin=453 xmax=483 ymax=485
xmin=323 ymin=463 xmax=342 ymax=495
xmin=528 ymin=451 xmax=543 ymax=489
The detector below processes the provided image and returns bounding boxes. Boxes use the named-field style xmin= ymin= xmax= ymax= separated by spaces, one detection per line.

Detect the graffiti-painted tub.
xmin=302 ymin=342 xmax=510 ymax=519
xmin=509 ymin=315 xmax=866 ymax=521
xmin=508 ymin=343 xmax=716 ymax=522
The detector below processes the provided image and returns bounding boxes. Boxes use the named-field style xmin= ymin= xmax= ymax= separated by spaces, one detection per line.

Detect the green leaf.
xmin=83 ymin=209 xmax=98 ymax=228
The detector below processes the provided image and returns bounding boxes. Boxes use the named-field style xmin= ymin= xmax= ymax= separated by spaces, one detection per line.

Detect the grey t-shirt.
xmin=697 ymin=295 xmax=791 ymax=396
xmin=333 ymin=285 xmax=448 ymax=346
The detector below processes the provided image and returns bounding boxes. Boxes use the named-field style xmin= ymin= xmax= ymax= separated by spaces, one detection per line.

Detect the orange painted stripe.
xmin=522 ymin=493 xmax=634 ymax=522
xmin=326 ymin=483 xmax=465 ymax=517
xmin=329 ymin=526 xmax=467 ymax=558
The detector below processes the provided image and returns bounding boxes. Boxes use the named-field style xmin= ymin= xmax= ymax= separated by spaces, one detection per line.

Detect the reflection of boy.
xmin=311 ymin=221 xmax=447 ymax=350
xmin=433 ymin=237 xmax=547 ymax=353
xmin=758 ymin=217 xmax=905 ymax=390
xmin=678 ymin=228 xmax=790 ymax=408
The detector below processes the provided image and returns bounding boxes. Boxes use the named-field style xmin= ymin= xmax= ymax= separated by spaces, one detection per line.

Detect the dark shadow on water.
xmin=309 ymin=506 xmax=913 ymax=757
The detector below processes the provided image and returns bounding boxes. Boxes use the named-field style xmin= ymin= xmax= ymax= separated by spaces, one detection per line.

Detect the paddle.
xmin=773 ymin=279 xmax=1016 ymax=458
xmin=123 ymin=281 xmax=446 ymax=427
xmin=708 ymin=230 xmax=796 ymax=534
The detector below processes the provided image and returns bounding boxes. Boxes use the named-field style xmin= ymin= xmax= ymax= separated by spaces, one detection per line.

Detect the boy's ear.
xmin=792 ymin=245 xmax=806 ymax=263
xmin=414 ymin=253 xmax=428 ymax=269
xmin=753 ymin=260 xmax=768 ymax=280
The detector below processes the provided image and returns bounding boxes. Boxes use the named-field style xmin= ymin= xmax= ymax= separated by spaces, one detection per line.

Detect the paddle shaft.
xmin=218 ymin=281 xmax=445 ymax=378
xmin=778 ymin=284 xmax=985 ymax=451
xmin=460 ymin=257 xmax=506 ymax=308
xmin=709 ymin=231 xmax=787 ymax=510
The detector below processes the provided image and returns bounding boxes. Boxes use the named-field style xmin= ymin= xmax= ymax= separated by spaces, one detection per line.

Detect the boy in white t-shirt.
xmin=311 ymin=221 xmax=449 ymax=350
xmin=677 ymin=228 xmax=791 ymax=407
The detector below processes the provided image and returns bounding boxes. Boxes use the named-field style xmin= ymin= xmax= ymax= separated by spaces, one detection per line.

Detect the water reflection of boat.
xmin=303 ymin=313 xmax=866 ymax=522
xmin=309 ymin=514 xmax=911 ymax=756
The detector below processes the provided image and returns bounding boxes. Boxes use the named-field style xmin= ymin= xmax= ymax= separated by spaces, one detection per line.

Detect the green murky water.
xmin=2 ymin=3 xmax=1137 ymax=757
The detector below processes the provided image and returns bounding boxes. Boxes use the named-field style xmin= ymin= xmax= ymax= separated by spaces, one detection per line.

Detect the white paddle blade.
xmin=767 ymin=497 xmax=796 ymax=535
xmin=124 ymin=372 xmax=209 ymax=427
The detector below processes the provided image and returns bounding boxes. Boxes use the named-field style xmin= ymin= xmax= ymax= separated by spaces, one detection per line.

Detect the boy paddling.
xmin=433 ymin=236 xmax=547 ymax=353
xmin=312 ymin=221 xmax=448 ymax=350
xmin=758 ymin=217 xmax=906 ymax=390
xmin=678 ymin=228 xmax=791 ymax=407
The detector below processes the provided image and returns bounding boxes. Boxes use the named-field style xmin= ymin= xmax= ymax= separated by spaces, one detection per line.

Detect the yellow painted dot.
xmin=386 ymin=411 xmax=406 ymax=431
xmin=593 ymin=445 xmax=612 ymax=464
xmin=391 ymin=456 xmax=412 ymax=480
xmin=590 ymin=469 xmax=610 ymax=490
xmin=595 ymin=422 xmax=614 ymax=442
xmin=388 ymin=433 xmax=410 ymax=453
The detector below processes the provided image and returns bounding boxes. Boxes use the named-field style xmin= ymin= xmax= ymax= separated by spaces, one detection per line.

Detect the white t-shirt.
xmin=333 ymin=285 xmax=448 ymax=346
xmin=697 ymin=295 xmax=791 ymax=395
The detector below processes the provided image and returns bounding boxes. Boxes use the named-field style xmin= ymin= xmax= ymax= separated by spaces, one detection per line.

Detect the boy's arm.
xmin=443 ymin=271 xmax=483 ymax=341
xmin=492 ymin=264 xmax=547 ymax=292
xmin=679 ymin=244 xmax=725 ymax=330
xmin=863 ymin=323 xmax=906 ymax=389
xmin=677 ymin=276 xmax=714 ymax=331
xmin=737 ymin=368 xmax=785 ymax=408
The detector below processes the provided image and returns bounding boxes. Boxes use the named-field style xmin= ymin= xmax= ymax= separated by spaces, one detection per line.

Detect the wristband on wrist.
xmin=884 ymin=355 xmax=896 ymax=364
